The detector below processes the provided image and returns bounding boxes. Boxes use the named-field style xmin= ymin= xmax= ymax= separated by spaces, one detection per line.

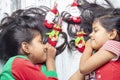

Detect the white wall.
xmin=0 ymin=0 xmax=55 ymax=20
xmin=0 ymin=0 xmax=12 ymax=21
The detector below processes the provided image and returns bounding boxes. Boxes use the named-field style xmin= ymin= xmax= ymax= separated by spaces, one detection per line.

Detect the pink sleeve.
xmin=100 ymin=40 xmax=120 ymax=61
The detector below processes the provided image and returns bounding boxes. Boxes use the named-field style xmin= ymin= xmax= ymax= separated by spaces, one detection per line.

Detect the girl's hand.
xmin=85 ymin=39 xmax=93 ymax=51
xmin=45 ymin=43 xmax=56 ymax=71
xmin=45 ymin=43 xmax=56 ymax=60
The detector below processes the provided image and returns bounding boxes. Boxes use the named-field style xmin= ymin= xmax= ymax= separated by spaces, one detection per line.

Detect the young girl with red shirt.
xmin=0 ymin=14 xmax=58 ymax=80
xmin=80 ymin=13 xmax=120 ymax=80
xmin=69 ymin=9 xmax=120 ymax=80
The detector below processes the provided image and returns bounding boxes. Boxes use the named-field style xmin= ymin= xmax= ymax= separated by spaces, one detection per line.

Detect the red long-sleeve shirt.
xmin=0 ymin=55 xmax=58 ymax=80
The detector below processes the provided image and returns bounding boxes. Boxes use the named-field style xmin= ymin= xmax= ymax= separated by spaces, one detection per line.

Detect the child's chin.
xmin=93 ymin=46 xmax=99 ymax=50
xmin=40 ymin=58 xmax=47 ymax=63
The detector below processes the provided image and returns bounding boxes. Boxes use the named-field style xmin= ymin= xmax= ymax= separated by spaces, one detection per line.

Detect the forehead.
xmin=92 ymin=20 xmax=108 ymax=33
xmin=92 ymin=20 xmax=101 ymax=28
xmin=35 ymin=31 xmax=42 ymax=38
xmin=31 ymin=29 xmax=42 ymax=38
xmin=32 ymin=32 xmax=42 ymax=41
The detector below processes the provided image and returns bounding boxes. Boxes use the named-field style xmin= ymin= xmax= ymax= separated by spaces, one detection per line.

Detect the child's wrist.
xmin=46 ymin=58 xmax=54 ymax=62
xmin=46 ymin=59 xmax=55 ymax=71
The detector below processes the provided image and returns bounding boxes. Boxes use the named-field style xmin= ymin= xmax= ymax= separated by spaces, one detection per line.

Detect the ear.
xmin=21 ymin=42 xmax=30 ymax=55
xmin=109 ymin=29 xmax=118 ymax=40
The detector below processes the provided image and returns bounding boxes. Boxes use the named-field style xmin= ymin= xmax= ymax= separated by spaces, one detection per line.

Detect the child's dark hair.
xmin=95 ymin=13 xmax=120 ymax=41
xmin=0 ymin=15 xmax=43 ymax=61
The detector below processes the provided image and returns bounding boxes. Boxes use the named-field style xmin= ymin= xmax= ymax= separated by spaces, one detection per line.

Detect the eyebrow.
xmin=93 ymin=25 xmax=98 ymax=29
xmin=92 ymin=26 xmax=96 ymax=30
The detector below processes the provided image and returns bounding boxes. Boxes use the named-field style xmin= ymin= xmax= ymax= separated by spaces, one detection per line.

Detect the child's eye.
xmin=39 ymin=40 xmax=43 ymax=44
xmin=94 ymin=29 xmax=98 ymax=32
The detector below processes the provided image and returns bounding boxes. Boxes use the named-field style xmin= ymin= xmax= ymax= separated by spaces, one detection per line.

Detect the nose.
xmin=43 ymin=44 xmax=47 ymax=52
xmin=43 ymin=45 xmax=47 ymax=53
xmin=89 ymin=32 xmax=93 ymax=38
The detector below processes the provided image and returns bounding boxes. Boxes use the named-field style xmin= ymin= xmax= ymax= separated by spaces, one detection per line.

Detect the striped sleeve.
xmin=100 ymin=40 xmax=120 ymax=61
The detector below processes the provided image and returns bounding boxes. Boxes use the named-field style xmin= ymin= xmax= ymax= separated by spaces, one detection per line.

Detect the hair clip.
xmin=69 ymin=0 xmax=81 ymax=23
xmin=46 ymin=17 xmax=62 ymax=46
xmin=75 ymin=28 xmax=86 ymax=52
xmin=44 ymin=3 xmax=58 ymax=28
